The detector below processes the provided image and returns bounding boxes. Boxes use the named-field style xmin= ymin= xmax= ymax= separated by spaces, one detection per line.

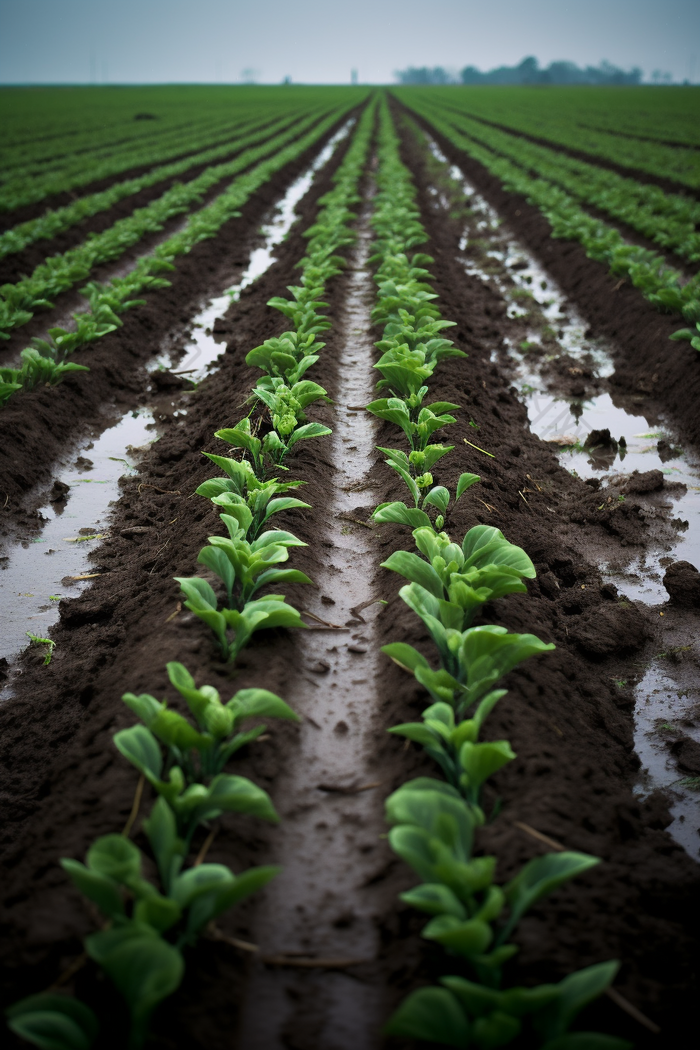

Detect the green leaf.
xmin=384 ymin=987 xmax=470 ymax=1046
xmin=456 ymin=473 xmax=481 ymax=500
xmin=459 ymin=739 xmax=516 ymax=790
xmin=504 ymin=852 xmax=600 ymax=934
xmin=382 ymin=550 xmax=444 ymax=598
xmin=229 ymin=687 xmax=299 ymax=722
xmin=143 ymin=797 xmax=184 ymax=890
xmin=422 ymin=914 xmax=493 ymax=957
xmin=85 ymin=928 xmax=183 ymax=1046
xmin=86 ymin=835 xmax=141 ymax=883
xmin=114 ymin=725 xmax=163 ymax=780
xmin=372 ymin=501 xmax=433 ymax=529
xmin=400 ymin=883 xmax=467 ymax=919
xmin=6 ymin=994 xmax=98 ymax=1050
xmin=535 ymin=961 xmax=621 ymax=1041
xmin=60 ymin=860 xmax=125 ymax=921
xmin=381 ymin=642 xmax=430 ymax=673
xmin=422 ymin=485 xmax=450 ymax=514
xmin=286 ymin=422 xmax=332 ymax=448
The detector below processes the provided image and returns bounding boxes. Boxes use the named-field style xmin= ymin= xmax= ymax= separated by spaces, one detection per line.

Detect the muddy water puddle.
xmin=238 ymin=205 xmax=386 ymax=1049
xmin=426 ymin=137 xmax=700 ymax=859
xmin=0 ymin=126 xmax=355 ymax=693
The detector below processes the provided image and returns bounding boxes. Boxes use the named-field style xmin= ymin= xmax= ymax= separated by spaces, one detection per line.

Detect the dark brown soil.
xmin=426 ymin=98 xmax=700 ymax=202
xmin=400 ymin=98 xmax=700 ymax=454
xmin=0 ymin=116 xmax=302 ymax=289
xmin=0 ymin=108 xmax=357 ymax=547
xmin=0 ymin=99 xmax=699 ymax=1050
xmin=0 ymin=115 xmax=292 ymax=234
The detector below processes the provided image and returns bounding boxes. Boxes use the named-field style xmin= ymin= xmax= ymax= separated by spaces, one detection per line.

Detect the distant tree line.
xmin=395 ymin=56 xmax=646 ymax=86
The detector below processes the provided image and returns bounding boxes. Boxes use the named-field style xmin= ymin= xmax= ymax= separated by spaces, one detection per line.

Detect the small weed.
xmin=26 ymin=632 xmax=55 ymax=665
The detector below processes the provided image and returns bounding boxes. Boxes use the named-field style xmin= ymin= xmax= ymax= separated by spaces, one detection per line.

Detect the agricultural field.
xmin=0 ymin=83 xmax=699 ymax=1050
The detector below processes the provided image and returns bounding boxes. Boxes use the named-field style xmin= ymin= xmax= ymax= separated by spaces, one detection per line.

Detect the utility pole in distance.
xmin=351 ymin=68 xmax=358 ymax=85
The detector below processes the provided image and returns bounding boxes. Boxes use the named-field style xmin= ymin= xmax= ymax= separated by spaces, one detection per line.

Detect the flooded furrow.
xmin=237 ymin=199 xmax=388 ymax=1050
xmin=0 ymin=127 xmax=355 ymax=697
xmin=425 ymin=136 xmax=700 ymax=861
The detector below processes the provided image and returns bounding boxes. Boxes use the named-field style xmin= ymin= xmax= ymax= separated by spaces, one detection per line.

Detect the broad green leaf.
xmin=505 ymin=852 xmax=601 ymax=933
xmin=456 ymin=473 xmax=481 ymax=499
xmin=400 ymin=883 xmax=466 ymax=919
xmin=535 ymin=961 xmax=621 ymax=1041
xmin=60 ymin=860 xmax=125 ymax=921
xmin=114 ymin=725 xmax=163 ymax=780
xmin=381 ymin=642 xmax=430 ymax=673
xmin=87 ymin=835 xmax=141 ymax=882
xmin=384 ymin=987 xmax=470 ymax=1046
xmin=459 ymin=740 xmax=516 ymax=790
xmin=6 ymin=994 xmax=98 ymax=1050
xmin=382 ymin=550 xmax=444 ymax=598
xmin=372 ymin=501 xmax=433 ymax=529
xmin=422 ymin=915 xmax=493 ymax=957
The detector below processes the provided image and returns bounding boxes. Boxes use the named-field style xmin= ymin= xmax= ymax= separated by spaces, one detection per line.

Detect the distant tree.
xmin=395 ymin=66 xmax=458 ymax=85
xmin=396 ymin=56 xmax=648 ymax=86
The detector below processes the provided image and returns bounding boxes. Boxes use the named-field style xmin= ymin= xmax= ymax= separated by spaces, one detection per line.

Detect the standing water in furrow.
xmin=238 ymin=197 xmax=388 ymax=1050
xmin=0 ymin=127 xmax=355 ymax=696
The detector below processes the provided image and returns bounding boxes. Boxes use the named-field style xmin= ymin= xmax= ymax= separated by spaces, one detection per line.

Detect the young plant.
xmin=383 ymin=524 xmax=536 ymax=632
xmin=366 ymin=395 xmax=459 ymax=448
xmin=180 ymin=511 xmax=312 ymax=610
xmin=373 ymin=467 xmax=480 ymax=532
xmin=197 ymin=454 xmax=311 ymax=541
xmin=119 ymin=660 xmax=299 ymax=781
xmin=214 ymin=418 xmax=331 ymax=478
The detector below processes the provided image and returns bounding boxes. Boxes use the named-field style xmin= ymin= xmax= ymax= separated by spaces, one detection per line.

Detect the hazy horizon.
xmin=1 ymin=0 xmax=698 ymax=86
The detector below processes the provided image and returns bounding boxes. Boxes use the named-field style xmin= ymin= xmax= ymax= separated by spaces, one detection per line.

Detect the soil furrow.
xmin=417 ymin=99 xmax=700 ymax=201
xmin=400 ymin=101 xmax=700 ymax=450
xmin=0 ymin=117 xmax=302 ymax=288
xmin=357 ymin=107 xmax=700 ymax=1049
xmin=0 ymin=113 xmax=359 ymax=549
xmin=0 ymin=110 xmax=350 ymax=363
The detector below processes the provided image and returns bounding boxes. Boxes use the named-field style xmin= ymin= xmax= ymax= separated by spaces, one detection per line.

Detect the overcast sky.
xmin=1 ymin=0 xmax=698 ymax=85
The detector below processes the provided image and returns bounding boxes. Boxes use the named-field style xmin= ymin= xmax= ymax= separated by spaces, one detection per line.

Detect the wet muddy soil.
xmin=0 ymin=116 xmax=302 ymax=289
xmin=0 ymin=102 xmax=699 ymax=1050
xmin=400 ymin=101 xmax=700 ymax=453
xmin=424 ymin=99 xmax=700 ymax=201
xmin=0 ymin=111 xmax=356 ymax=549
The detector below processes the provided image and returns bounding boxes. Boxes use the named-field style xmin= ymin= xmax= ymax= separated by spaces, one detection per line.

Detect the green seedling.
xmin=57 ymin=820 xmax=276 ymax=1048
xmin=383 ymin=776 xmax=606 ymax=987
xmin=197 ymin=454 xmax=310 ymax=541
xmin=120 ymin=660 xmax=299 ymax=782
xmin=179 ymin=511 xmax=311 ymax=611
xmin=366 ymin=396 xmax=459 ymax=449
xmin=215 ymin=417 xmax=331 ymax=478
xmin=175 ymin=577 xmax=306 ymax=663
xmin=373 ymin=471 xmax=480 ymax=532
xmin=26 ymin=632 xmax=56 ymax=665
xmin=246 ymin=330 xmax=324 ymax=384
xmin=252 ymin=377 xmax=331 ymax=436
xmin=383 ymin=524 xmax=536 ymax=632
xmin=384 ymin=622 xmax=554 ymax=718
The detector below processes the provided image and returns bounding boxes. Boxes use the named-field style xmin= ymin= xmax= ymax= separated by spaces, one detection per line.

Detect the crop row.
xmin=362 ymin=98 xmax=629 ymax=1049
xmin=5 ymin=98 xmax=377 ymax=1050
xmin=0 ymin=87 xmax=370 ymax=173
xmin=0 ymin=110 xmax=312 ymax=260
xmin=0 ymin=109 xmax=340 ymax=339
xmin=408 ymin=100 xmax=700 ymax=264
xmin=0 ymin=103 xmax=320 ymax=214
xmin=397 ymin=87 xmax=700 ymax=189
xmin=0 ymin=107 xmax=356 ymax=405
xmin=401 ymin=99 xmax=700 ymax=328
